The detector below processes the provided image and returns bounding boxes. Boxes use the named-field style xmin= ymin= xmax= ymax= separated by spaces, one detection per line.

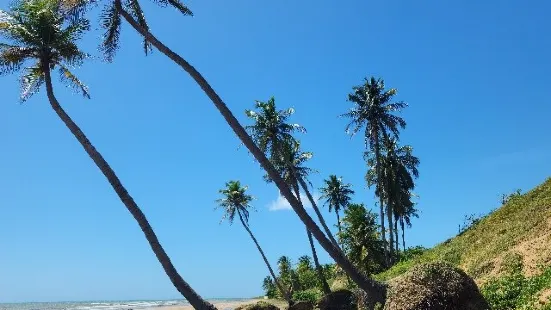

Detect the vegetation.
xmin=216 ymin=181 xmax=292 ymax=305
xmin=320 ymin=175 xmax=355 ymax=237
xmin=5 ymin=0 xmax=548 ymax=309
xmin=342 ymin=77 xmax=408 ymax=262
xmin=378 ymin=178 xmax=551 ymax=309
xmin=338 ymin=204 xmax=386 ymax=276
xmin=246 ymin=98 xmax=332 ymax=294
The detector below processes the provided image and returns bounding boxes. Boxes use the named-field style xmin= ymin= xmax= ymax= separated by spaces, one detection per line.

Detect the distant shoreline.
xmin=147 ymin=299 xmax=287 ymax=310
xmin=0 ymin=299 xmax=283 ymax=310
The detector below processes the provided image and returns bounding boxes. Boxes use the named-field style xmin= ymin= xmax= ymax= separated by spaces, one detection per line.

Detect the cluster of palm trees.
xmin=1 ymin=0 xmax=417 ymax=308
xmin=343 ymin=77 xmax=420 ymax=264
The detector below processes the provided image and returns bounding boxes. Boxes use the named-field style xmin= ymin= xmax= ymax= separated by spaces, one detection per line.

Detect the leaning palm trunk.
xmin=43 ymin=64 xmax=216 ymax=310
xmin=116 ymin=6 xmax=386 ymax=305
xmin=237 ymin=212 xmax=292 ymax=305
xmin=296 ymin=175 xmax=341 ymax=250
xmin=293 ymin=183 xmax=331 ymax=295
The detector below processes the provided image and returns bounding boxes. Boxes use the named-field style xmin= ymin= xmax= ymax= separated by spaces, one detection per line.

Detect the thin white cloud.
xmin=268 ymin=192 xmax=321 ymax=211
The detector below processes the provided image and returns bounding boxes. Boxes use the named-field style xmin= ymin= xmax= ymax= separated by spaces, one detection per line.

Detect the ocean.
xmin=0 ymin=300 xmax=229 ymax=310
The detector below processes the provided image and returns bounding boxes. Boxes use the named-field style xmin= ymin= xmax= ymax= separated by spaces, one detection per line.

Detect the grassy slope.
xmin=376 ymin=178 xmax=551 ymax=285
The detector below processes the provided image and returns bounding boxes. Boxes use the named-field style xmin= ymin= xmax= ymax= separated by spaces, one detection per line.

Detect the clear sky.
xmin=1 ymin=0 xmax=550 ymax=303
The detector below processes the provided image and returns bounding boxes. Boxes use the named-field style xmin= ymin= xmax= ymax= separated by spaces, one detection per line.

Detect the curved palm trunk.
xmin=294 ymin=184 xmax=331 ymax=295
xmin=42 ymin=64 xmax=216 ymax=310
xmin=374 ymin=141 xmax=388 ymax=265
xmin=237 ymin=211 xmax=292 ymax=304
xmin=296 ymin=175 xmax=340 ymax=251
xmin=117 ymin=8 xmax=386 ymax=306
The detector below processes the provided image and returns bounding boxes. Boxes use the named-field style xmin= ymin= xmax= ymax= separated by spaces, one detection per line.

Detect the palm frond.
xmin=58 ymin=64 xmax=90 ymax=98
xmin=0 ymin=45 xmax=34 ymax=75
xmin=149 ymin=0 xmax=193 ymax=15
xmin=19 ymin=65 xmax=44 ymax=102
xmin=100 ymin=2 xmax=121 ymax=62
xmin=59 ymin=0 xmax=97 ymax=23
xmin=166 ymin=0 xmax=193 ymax=16
xmin=125 ymin=0 xmax=151 ymax=54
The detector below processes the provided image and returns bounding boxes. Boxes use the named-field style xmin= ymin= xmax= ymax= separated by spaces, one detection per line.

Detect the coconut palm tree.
xmin=0 ymin=2 xmax=214 ymax=309
xmin=264 ymin=140 xmax=331 ymax=295
xmin=64 ymin=0 xmax=386 ymax=301
xmin=367 ymin=138 xmax=419 ymax=256
xmin=383 ymin=139 xmax=418 ymax=253
xmin=342 ymin=77 xmax=407 ymax=262
xmin=396 ymin=194 xmax=418 ymax=251
xmin=245 ymin=98 xmax=340 ymax=250
xmin=319 ymin=175 xmax=355 ymax=236
xmin=216 ymin=180 xmax=293 ymax=305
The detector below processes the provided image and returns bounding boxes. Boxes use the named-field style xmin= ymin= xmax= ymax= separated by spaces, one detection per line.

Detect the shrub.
xmin=481 ymin=273 xmax=526 ymax=310
xmin=293 ymin=288 xmax=322 ymax=304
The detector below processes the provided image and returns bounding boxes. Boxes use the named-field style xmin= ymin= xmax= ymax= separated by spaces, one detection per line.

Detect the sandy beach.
xmin=151 ymin=299 xmax=287 ymax=310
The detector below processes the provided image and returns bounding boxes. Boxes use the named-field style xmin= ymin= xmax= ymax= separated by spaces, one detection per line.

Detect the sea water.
xmin=0 ymin=300 xmax=189 ymax=310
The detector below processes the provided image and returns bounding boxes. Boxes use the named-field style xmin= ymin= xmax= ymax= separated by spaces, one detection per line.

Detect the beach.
xmin=152 ymin=299 xmax=288 ymax=310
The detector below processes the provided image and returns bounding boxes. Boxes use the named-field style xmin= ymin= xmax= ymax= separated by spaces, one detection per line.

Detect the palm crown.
xmin=216 ymin=180 xmax=254 ymax=225
xmin=0 ymin=0 xmax=90 ymax=101
xmin=60 ymin=0 xmax=192 ymax=61
xmin=245 ymin=97 xmax=306 ymax=168
xmin=342 ymin=77 xmax=407 ymax=147
xmin=268 ymin=141 xmax=316 ymax=187
xmin=320 ymin=175 xmax=355 ymax=214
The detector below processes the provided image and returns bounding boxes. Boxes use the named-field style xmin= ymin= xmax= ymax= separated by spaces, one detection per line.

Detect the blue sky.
xmin=1 ymin=0 xmax=550 ymax=303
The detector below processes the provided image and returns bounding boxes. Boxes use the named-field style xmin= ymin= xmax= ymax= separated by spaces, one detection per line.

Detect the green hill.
xmin=376 ymin=178 xmax=551 ymax=308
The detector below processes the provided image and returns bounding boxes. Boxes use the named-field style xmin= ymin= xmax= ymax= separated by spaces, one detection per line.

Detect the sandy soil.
xmin=149 ymin=299 xmax=287 ymax=310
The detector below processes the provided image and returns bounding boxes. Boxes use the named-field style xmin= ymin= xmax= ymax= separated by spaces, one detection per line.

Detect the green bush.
xmin=481 ymin=273 xmax=526 ymax=309
xmin=293 ymin=288 xmax=322 ymax=303
xmin=481 ymin=266 xmax=551 ymax=309
xmin=397 ymin=246 xmax=427 ymax=262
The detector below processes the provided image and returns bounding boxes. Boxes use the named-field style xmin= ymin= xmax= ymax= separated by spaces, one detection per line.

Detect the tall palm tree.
xmin=216 ymin=180 xmax=292 ymax=305
xmin=0 ymin=2 xmax=214 ymax=309
xmin=383 ymin=138 xmax=418 ymax=254
xmin=245 ymin=98 xmax=340 ymax=250
xmin=319 ymin=175 xmax=355 ymax=236
xmin=342 ymin=77 xmax=407 ymax=262
xmin=65 ymin=1 xmax=386 ymax=302
xmin=280 ymin=142 xmax=331 ymax=295
xmin=368 ymin=138 xmax=419 ymax=255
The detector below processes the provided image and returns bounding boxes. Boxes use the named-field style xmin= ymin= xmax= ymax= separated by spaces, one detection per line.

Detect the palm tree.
xmin=245 ymin=98 xmax=340 ymax=250
xmin=319 ymin=175 xmax=355 ymax=236
xmin=398 ymin=195 xmax=419 ymax=251
xmin=270 ymin=141 xmax=331 ymax=295
xmin=368 ymin=138 xmax=419 ymax=255
xmin=342 ymin=77 xmax=407 ymax=262
xmin=383 ymin=138 xmax=418 ymax=254
xmin=65 ymin=1 xmax=386 ymax=302
xmin=216 ymin=180 xmax=292 ymax=305
xmin=0 ymin=2 xmax=214 ymax=309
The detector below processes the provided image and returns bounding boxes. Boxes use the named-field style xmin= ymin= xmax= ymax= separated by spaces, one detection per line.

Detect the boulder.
xmin=383 ymin=262 xmax=490 ymax=310
xmin=288 ymin=301 xmax=314 ymax=310
xmin=317 ymin=289 xmax=358 ymax=310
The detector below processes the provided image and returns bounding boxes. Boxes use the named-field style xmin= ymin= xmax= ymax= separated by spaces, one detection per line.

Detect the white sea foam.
xmin=0 ymin=300 xmax=190 ymax=310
